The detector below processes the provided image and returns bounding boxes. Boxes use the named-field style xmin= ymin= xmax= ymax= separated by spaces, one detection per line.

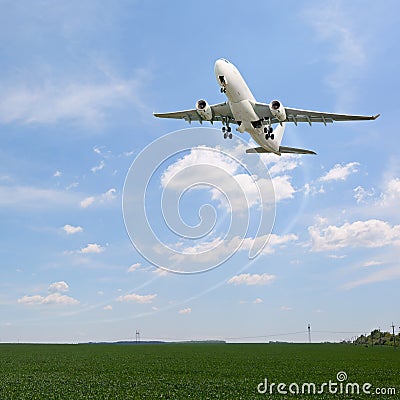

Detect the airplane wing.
xmin=253 ymin=102 xmax=380 ymax=126
xmin=246 ymin=146 xmax=317 ymax=155
xmin=154 ymin=102 xmax=235 ymax=124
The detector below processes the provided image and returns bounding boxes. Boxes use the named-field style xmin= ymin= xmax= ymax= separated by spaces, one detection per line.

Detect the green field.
xmin=0 ymin=343 xmax=399 ymax=399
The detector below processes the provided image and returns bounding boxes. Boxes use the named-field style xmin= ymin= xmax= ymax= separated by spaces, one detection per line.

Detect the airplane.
xmin=154 ymin=58 xmax=380 ymax=156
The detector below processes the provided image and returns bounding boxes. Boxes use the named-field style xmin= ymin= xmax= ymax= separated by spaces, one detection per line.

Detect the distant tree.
xmin=353 ymin=330 xmax=397 ymax=347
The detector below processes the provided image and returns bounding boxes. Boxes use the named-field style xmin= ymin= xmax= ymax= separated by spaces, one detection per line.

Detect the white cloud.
xmin=17 ymin=281 xmax=78 ymax=306
xmin=160 ymin=146 xmax=277 ymax=214
xmin=362 ymin=260 xmax=383 ymax=267
xmin=80 ymin=196 xmax=95 ymax=208
xmin=48 ymin=281 xmax=69 ymax=293
xmin=304 ymin=183 xmax=325 ymax=196
xmin=0 ymin=174 xmax=11 ymax=182
xmin=42 ymin=293 xmax=80 ymax=305
xmin=171 ymin=237 xmax=223 ymax=256
xmin=62 ymin=224 xmax=83 ymax=235
xmin=117 ymin=293 xmax=157 ymax=304
xmin=354 ymin=186 xmax=375 ymax=204
xmin=0 ymin=184 xmax=80 ymax=209
xmin=161 ymin=147 xmax=238 ymax=188
xmin=101 ymin=188 xmax=116 ymax=202
xmin=328 ymin=254 xmax=346 ymax=259
xmin=237 ymin=233 xmax=298 ymax=257
xmin=309 ymin=219 xmax=400 ymax=251
xmin=227 ymin=273 xmax=276 ymax=286
xmin=379 ymin=178 xmax=400 ymax=207
xmin=304 ymin=3 xmax=367 ymax=108
xmin=80 ymin=188 xmax=117 ymax=208
xmin=91 ymin=160 xmax=105 ymax=173
xmin=103 ymin=305 xmax=113 ymax=311
xmin=17 ymin=295 xmax=44 ymax=305
xmin=53 ymin=170 xmax=62 ymax=177
xmin=66 ymin=182 xmax=79 ymax=190
xmin=152 ymin=268 xmax=170 ymax=276
xmin=267 ymin=155 xmax=301 ymax=176
xmin=127 ymin=263 xmax=168 ymax=276
xmin=0 ymin=77 xmax=144 ymax=127
xmin=320 ymin=162 xmax=360 ymax=182
xmin=93 ymin=146 xmax=104 ymax=155
xmin=17 ymin=292 xmax=79 ymax=306
xmin=127 ymin=263 xmax=141 ymax=272
xmin=280 ymin=306 xmax=292 ymax=311
xmin=344 ymin=265 xmax=400 ymax=289
xmin=307 ymin=4 xmax=366 ymax=65
xmin=212 ymin=173 xmax=262 ymax=210
xmin=239 ymin=298 xmax=264 ymax=304
xmin=167 ymin=233 xmax=297 ymax=265
xmin=79 ymin=243 xmax=105 ymax=254
xmin=272 ymin=175 xmax=296 ymax=202
xmin=179 ymin=307 xmax=192 ymax=314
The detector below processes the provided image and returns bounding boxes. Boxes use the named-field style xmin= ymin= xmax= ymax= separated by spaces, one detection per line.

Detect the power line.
xmin=135 ymin=327 xmax=396 ymax=344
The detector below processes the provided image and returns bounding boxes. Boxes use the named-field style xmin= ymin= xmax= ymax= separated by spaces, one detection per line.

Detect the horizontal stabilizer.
xmin=246 ymin=146 xmax=317 ymax=155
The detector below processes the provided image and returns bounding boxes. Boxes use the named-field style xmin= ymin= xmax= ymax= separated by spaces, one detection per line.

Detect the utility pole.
xmin=135 ymin=330 xmax=140 ymax=344
xmin=391 ymin=323 xmax=396 ymax=349
xmin=308 ymin=324 xmax=311 ymax=344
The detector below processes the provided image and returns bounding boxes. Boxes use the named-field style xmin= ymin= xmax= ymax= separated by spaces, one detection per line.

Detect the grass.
xmin=0 ymin=343 xmax=399 ymax=399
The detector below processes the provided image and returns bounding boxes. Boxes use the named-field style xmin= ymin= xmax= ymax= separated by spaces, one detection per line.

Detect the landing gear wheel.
xmin=265 ymin=133 xmax=270 ymax=140
xmin=264 ymin=126 xmax=274 ymax=134
xmin=222 ymin=126 xmax=226 ymax=133
xmin=223 ymin=133 xmax=227 ymax=139
xmin=270 ymin=134 xmax=274 ymax=140
xmin=228 ymin=133 xmax=233 ymax=139
xmin=227 ymin=126 xmax=232 ymax=133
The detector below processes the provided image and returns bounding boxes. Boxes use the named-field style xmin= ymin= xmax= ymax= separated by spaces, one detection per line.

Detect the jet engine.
xmin=269 ymin=100 xmax=286 ymax=122
xmin=196 ymin=99 xmax=213 ymax=120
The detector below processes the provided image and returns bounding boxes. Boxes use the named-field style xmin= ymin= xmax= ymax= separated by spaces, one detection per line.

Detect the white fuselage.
xmin=214 ymin=59 xmax=279 ymax=153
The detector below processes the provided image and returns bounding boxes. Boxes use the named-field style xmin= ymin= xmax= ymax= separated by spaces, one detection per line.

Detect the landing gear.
xmin=263 ymin=125 xmax=274 ymax=140
xmin=222 ymin=126 xmax=232 ymax=139
xmin=220 ymin=87 xmax=226 ymax=93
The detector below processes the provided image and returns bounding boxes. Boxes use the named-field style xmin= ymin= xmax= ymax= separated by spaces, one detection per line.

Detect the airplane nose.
xmin=214 ymin=58 xmax=227 ymax=76
xmin=214 ymin=59 xmax=223 ymax=74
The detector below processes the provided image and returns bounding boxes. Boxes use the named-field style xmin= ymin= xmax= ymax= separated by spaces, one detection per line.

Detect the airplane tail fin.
xmin=246 ymin=146 xmax=317 ymax=155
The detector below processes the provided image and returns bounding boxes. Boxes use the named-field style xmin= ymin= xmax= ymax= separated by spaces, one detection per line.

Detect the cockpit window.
xmin=221 ymin=58 xmax=230 ymax=63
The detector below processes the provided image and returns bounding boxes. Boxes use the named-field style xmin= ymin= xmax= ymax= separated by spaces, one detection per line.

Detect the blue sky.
xmin=1 ymin=0 xmax=399 ymax=343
